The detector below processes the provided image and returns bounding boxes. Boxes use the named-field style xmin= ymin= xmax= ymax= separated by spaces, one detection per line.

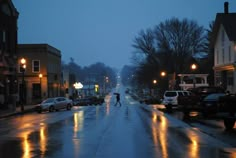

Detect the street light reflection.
xmin=73 ymin=111 xmax=84 ymax=137
xmin=40 ymin=126 xmax=47 ymax=156
xmin=159 ymin=115 xmax=168 ymax=158
xmin=105 ymin=94 xmax=111 ymax=116
xmin=187 ymin=129 xmax=199 ymax=157
xmin=20 ymin=131 xmax=32 ymax=158
xmin=151 ymin=112 xmax=168 ymax=158
xmin=73 ymin=112 xmax=83 ymax=157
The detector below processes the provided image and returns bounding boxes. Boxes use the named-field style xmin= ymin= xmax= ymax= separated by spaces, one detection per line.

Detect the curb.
xmin=0 ymin=107 xmax=35 ymax=119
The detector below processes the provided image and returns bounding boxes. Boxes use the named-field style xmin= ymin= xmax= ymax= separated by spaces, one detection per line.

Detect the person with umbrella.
xmin=114 ymin=93 xmax=121 ymax=106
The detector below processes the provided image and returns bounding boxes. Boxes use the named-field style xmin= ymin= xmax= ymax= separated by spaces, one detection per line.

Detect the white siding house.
xmin=212 ymin=3 xmax=236 ymax=93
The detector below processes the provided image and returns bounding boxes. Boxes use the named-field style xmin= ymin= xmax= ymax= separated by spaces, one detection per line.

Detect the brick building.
xmin=0 ymin=0 xmax=19 ymax=108
xmin=17 ymin=44 xmax=63 ymax=104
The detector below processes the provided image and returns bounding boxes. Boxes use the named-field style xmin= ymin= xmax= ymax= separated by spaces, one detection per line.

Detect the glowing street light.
xmin=191 ymin=64 xmax=197 ymax=70
xmin=39 ymin=73 xmax=43 ymax=100
xmin=161 ymin=71 xmax=166 ymax=77
xmin=191 ymin=64 xmax=197 ymax=88
xmin=20 ymin=58 xmax=26 ymax=111
xmin=153 ymin=79 xmax=157 ymax=84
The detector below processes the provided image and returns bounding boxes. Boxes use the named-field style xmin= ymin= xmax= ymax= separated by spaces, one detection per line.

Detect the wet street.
xmin=0 ymin=92 xmax=236 ymax=158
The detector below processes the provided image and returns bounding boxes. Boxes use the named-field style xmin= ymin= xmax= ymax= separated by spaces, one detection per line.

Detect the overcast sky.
xmin=12 ymin=0 xmax=236 ymax=69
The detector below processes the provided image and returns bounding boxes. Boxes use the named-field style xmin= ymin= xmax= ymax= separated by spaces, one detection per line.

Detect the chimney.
xmin=224 ymin=2 xmax=229 ymax=14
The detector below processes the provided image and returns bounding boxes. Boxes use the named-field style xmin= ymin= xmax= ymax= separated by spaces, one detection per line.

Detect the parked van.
xmin=162 ymin=90 xmax=190 ymax=109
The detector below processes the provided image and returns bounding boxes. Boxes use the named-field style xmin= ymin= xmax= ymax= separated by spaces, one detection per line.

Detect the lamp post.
xmin=160 ymin=71 xmax=167 ymax=95
xmin=191 ymin=64 xmax=197 ymax=88
xmin=20 ymin=58 xmax=26 ymax=111
xmin=152 ymin=79 xmax=157 ymax=96
xmin=39 ymin=73 xmax=43 ymax=100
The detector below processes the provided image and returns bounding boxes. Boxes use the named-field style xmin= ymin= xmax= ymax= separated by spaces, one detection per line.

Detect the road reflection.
xmin=40 ymin=125 xmax=47 ymax=157
xmin=151 ymin=111 xmax=168 ymax=158
xmin=73 ymin=111 xmax=84 ymax=135
xmin=21 ymin=131 xmax=32 ymax=158
xmin=187 ymin=128 xmax=199 ymax=158
xmin=73 ymin=112 xmax=84 ymax=157
xmin=19 ymin=124 xmax=49 ymax=158
xmin=105 ymin=94 xmax=111 ymax=116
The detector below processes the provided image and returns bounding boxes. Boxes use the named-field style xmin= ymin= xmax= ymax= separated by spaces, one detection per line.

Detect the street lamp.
xmin=20 ymin=58 xmax=26 ymax=111
xmin=152 ymin=79 xmax=157 ymax=96
xmin=191 ymin=64 xmax=197 ymax=88
xmin=153 ymin=79 xmax=157 ymax=84
xmin=39 ymin=73 xmax=43 ymax=100
xmin=161 ymin=71 xmax=166 ymax=77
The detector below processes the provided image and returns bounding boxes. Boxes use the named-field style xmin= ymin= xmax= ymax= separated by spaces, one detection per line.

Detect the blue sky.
xmin=12 ymin=0 xmax=236 ymax=69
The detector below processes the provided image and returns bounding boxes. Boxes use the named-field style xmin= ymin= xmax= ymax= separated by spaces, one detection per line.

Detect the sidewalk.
xmin=0 ymin=104 xmax=36 ymax=119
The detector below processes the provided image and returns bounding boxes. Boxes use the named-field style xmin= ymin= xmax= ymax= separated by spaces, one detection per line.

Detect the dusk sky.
xmin=12 ymin=0 xmax=236 ymax=69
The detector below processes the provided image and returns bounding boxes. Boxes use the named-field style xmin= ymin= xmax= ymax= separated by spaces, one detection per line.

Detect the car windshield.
xmin=204 ymin=93 xmax=225 ymax=100
xmin=165 ymin=92 xmax=177 ymax=97
xmin=42 ymin=98 xmax=55 ymax=103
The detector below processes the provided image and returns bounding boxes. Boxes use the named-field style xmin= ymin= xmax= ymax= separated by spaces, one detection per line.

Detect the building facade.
xmin=212 ymin=2 xmax=236 ymax=93
xmin=0 ymin=0 xmax=19 ymax=108
xmin=17 ymin=44 xmax=63 ymax=104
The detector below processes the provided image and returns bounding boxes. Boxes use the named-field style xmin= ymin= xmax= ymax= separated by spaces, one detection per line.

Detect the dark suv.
xmin=188 ymin=86 xmax=225 ymax=101
xmin=178 ymin=86 xmax=225 ymax=113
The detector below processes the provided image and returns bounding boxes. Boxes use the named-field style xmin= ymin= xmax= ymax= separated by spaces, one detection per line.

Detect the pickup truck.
xmin=178 ymin=86 xmax=225 ymax=114
xmin=218 ymin=94 xmax=236 ymax=130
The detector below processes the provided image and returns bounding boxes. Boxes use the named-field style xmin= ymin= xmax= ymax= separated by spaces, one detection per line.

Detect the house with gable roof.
xmin=212 ymin=2 xmax=236 ymax=93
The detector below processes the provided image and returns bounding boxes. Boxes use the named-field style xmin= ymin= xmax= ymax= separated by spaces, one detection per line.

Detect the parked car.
xmin=162 ymin=90 xmax=188 ymax=109
xmin=73 ymin=98 xmax=91 ymax=106
xmin=35 ymin=97 xmax=73 ymax=113
xmin=188 ymin=86 xmax=225 ymax=101
xmin=139 ymin=96 xmax=161 ymax=104
xmin=178 ymin=86 xmax=225 ymax=113
xmin=218 ymin=94 xmax=236 ymax=129
xmin=201 ymin=93 xmax=226 ymax=117
xmin=74 ymin=96 xmax=104 ymax=106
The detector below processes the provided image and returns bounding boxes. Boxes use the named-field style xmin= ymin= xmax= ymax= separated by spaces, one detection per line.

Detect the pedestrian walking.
xmin=114 ymin=93 xmax=121 ymax=106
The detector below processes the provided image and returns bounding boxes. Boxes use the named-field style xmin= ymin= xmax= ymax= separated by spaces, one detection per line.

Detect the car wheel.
xmin=224 ymin=118 xmax=235 ymax=130
xmin=49 ymin=106 xmax=54 ymax=112
xmin=37 ymin=109 xmax=42 ymax=113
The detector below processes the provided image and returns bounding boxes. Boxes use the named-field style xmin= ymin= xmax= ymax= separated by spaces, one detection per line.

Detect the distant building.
xmin=0 ymin=0 xmax=19 ymax=108
xmin=62 ymin=66 xmax=76 ymax=98
xmin=212 ymin=2 xmax=236 ymax=93
xmin=17 ymin=44 xmax=62 ymax=104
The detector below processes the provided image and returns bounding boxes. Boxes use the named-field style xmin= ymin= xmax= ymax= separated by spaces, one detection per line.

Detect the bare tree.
xmin=131 ymin=17 xmax=207 ymax=90
xmin=132 ymin=29 xmax=160 ymax=65
xmin=154 ymin=17 xmax=207 ymax=73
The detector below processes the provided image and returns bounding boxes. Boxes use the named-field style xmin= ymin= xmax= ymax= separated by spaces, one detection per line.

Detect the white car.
xmin=35 ymin=97 xmax=73 ymax=113
xmin=162 ymin=90 xmax=187 ymax=108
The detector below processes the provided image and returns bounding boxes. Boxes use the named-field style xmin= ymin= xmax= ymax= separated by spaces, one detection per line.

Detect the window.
xmin=216 ymin=49 xmax=219 ymax=64
xmin=32 ymin=60 xmax=40 ymax=73
xmin=222 ymin=48 xmax=224 ymax=64
xmin=227 ymin=71 xmax=234 ymax=86
xmin=221 ymin=30 xmax=225 ymax=43
xmin=228 ymin=46 xmax=231 ymax=62
xmin=32 ymin=83 xmax=41 ymax=99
